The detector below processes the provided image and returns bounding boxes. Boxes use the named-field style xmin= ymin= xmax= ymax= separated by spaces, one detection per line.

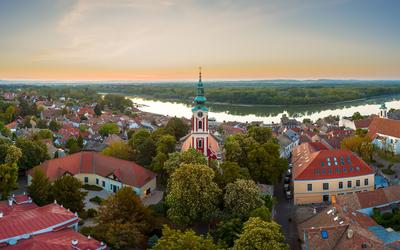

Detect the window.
xmin=321 ymin=162 xmax=325 ymax=167
xmin=321 ymin=230 xmax=328 ymax=239
xmin=356 ymin=166 xmax=360 ymax=171
xmin=339 ymin=182 xmax=343 ymax=189
xmin=356 ymin=180 xmax=360 ymax=187
xmin=349 ymin=167 xmax=353 ymax=172
xmin=343 ymin=167 xmax=347 ymax=173
xmin=197 ymin=139 xmax=202 ymax=148
xmin=348 ymin=181 xmax=352 ymax=188
xmin=84 ymin=177 xmax=88 ymax=183
xmin=314 ymin=169 xmax=320 ymax=174
xmin=198 ymin=120 xmax=203 ymax=129
xmin=96 ymin=178 xmax=99 ymax=185
xmin=102 ymin=180 xmax=105 ymax=187
xmin=335 ymin=168 xmax=340 ymax=173
xmin=328 ymin=169 xmax=332 ymax=174
xmin=307 ymin=184 xmax=312 ymax=191
xmin=364 ymin=179 xmax=369 ymax=186
xmin=322 ymin=169 xmax=326 ymax=174
xmin=323 ymin=183 xmax=329 ymax=190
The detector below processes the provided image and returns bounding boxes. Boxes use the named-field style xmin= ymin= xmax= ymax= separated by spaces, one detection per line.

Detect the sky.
xmin=0 ymin=0 xmax=399 ymax=81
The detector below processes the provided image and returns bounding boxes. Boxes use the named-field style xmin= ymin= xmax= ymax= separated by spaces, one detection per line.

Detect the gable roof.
xmin=368 ymin=117 xmax=400 ymax=139
xmin=292 ymin=142 xmax=373 ymax=180
xmin=354 ymin=118 xmax=373 ymax=129
xmin=29 ymin=151 xmax=156 ymax=188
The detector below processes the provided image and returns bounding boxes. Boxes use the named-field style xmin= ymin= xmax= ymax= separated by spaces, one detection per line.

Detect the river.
xmin=127 ymin=95 xmax=400 ymax=124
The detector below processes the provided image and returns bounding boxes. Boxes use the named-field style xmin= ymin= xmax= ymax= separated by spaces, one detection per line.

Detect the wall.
xmin=293 ymin=174 xmax=375 ymax=205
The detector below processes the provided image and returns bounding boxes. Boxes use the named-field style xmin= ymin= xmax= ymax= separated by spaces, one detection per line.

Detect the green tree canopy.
xmin=66 ymin=137 xmax=80 ymax=154
xmin=212 ymin=218 xmax=243 ymax=248
xmin=164 ymin=148 xmax=207 ymax=175
xmin=128 ymin=129 xmax=156 ymax=166
xmin=215 ymin=161 xmax=250 ymax=188
xmin=99 ymin=123 xmax=120 ymax=137
xmin=52 ymin=175 xmax=86 ymax=212
xmin=0 ymin=145 xmax=22 ymax=199
xmin=152 ymin=225 xmax=221 ymax=250
xmin=233 ymin=217 xmax=288 ymax=250
xmin=93 ymin=187 xmax=154 ymax=249
xmin=166 ymin=164 xmax=221 ymax=226
xmin=224 ymin=179 xmax=264 ymax=217
xmin=27 ymin=169 xmax=53 ymax=206
xmin=165 ymin=117 xmax=190 ymax=140
xmin=49 ymin=120 xmax=61 ymax=132
xmin=102 ymin=141 xmax=132 ymax=160
xmin=16 ymin=137 xmax=49 ymax=170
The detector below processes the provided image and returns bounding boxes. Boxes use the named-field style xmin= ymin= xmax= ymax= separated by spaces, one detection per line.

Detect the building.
xmin=0 ymin=194 xmax=106 ymax=249
xmin=292 ymin=142 xmax=375 ymax=205
xmin=299 ymin=186 xmax=400 ymax=250
xmin=28 ymin=151 xmax=156 ymax=199
xmin=278 ymin=129 xmax=300 ymax=158
xmin=368 ymin=117 xmax=400 ymax=154
xmin=181 ymin=68 xmax=220 ymax=159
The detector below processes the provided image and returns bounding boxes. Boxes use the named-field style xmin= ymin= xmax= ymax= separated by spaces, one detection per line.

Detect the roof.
xmin=336 ymin=185 xmax=400 ymax=210
xmin=368 ymin=117 xmax=400 ymax=139
xmin=292 ymin=142 xmax=374 ymax=180
xmin=0 ymin=203 xmax=78 ymax=242
xmin=354 ymin=118 xmax=373 ymax=129
xmin=29 ymin=151 xmax=156 ymax=188
xmin=277 ymin=134 xmax=292 ymax=147
xmin=4 ymin=228 xmax=106 ymax=250
xmin=0 ymin=196 xmax=38 ymax=218
xmin=298 ymin=205 xmax=386 ymax=250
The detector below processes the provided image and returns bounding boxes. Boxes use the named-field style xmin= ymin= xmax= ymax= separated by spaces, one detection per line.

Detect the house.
xmin=277 ymin=131 xmax=299 ymax=158
xmin=339 ymin=117 xmax=373 ymax=130
xmin=299 ymin=187 xmax=400 ymax=250
xmin=368 ymin=117 xmax=400 ymax=154
xmin=5 ymin=121 xmax=18 ymax=133
xmin=336 ymin=185 xmax=400 ymax=216
xmin=292 ymin=142 xmax=375 ymax=205
xmin=0 ymin=194 xmax=106 ymax=249
xmin=28 ymin=151 xmax=156 ymax=199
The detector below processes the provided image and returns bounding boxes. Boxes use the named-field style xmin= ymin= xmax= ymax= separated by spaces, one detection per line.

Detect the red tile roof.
xmin=0 ymin=196 xmax=38 ymax=218
xmin=354 ymin=118 xmax=373 ymax=129
xmin=29 ymin=151 xmax=156 ymax=188
xmin=0 ymin=203 xmax=78 ymax=242
xmin=292 ymin=142 xmax=374 ymax=180
xmin=4 ymin=228 xmax=106 ymax=250
xmin=368 ymin=117 xmax=400 ymax=139
xmin=5 ymin=121 xmax=17 ymax=130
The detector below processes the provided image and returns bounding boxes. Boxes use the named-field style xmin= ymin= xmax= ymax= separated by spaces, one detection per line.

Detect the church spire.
xmin=194 ymin=66 xmax=206 ymax=104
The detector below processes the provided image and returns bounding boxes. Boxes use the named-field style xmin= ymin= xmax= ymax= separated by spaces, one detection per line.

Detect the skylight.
xmin=321 ymin=230 xmax=328 ymax=239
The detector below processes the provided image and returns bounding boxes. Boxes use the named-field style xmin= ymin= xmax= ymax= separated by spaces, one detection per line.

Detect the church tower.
xmin=180 ymin=68 xmax=220 ymax=159
xmin=379 ymin=103 xmax=387 ymax=118
xmin=191 ymin=67 xmax=209 ymax=156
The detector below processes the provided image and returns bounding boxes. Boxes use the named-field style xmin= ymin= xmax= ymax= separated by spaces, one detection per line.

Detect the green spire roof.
xmin=194 ymin=67 xmax=207 ymax=105
xmin=380 ymin=103 xmax=387 ymax=110
xmin=192 ymin=67 xmax=208 ymax=112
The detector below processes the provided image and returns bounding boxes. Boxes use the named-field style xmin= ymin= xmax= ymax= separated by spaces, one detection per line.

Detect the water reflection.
xmin=129 ymin=95 xmax=400 ymax=124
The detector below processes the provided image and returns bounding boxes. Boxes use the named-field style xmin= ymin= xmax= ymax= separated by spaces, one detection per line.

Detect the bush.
xmin=87 ymin=208 xmax=98 ymax=218
xmin=148 ymin=202 xmax=168 ymax=217
xmin=89 ymin=196 xmax=104 ymax=205
xmin=82 ymin=184 xmax=103 ymax=191
xmin=80 ymin=226 xmax=95 ymax=236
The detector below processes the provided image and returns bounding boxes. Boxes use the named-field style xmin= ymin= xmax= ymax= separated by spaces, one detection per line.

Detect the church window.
xmin=198 ymin=139 xmax=202 ymax=148
xmin=199 ymin=121 xmax=203 ymax=129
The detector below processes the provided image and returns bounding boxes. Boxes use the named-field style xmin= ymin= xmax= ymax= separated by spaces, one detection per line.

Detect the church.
xmin=180 ymin=69 xmax=220 ymax=159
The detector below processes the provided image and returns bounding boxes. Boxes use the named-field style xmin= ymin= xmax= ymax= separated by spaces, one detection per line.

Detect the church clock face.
xmin=198 ymin=111 xmax=203 ymax=118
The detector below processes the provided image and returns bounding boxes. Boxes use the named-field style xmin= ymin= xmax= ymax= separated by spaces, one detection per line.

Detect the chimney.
xmin=8 ymin=199 xmax=12 ymax=207
xmin=71 ymin=239 xmax=79 ymax=246
xmin=347 ymin=229 xmax=354 ymax=239
xmin=0 ymin=211 xmax=3 ymax=218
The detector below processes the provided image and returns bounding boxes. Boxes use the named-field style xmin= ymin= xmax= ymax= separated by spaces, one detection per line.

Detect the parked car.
xmin=284 ymin=183 xmax=290 ymax=191
xmin=286 ymin=191 xmax=292 ymax=199
xmin=284 ymin=176 xmax=290 ymax=184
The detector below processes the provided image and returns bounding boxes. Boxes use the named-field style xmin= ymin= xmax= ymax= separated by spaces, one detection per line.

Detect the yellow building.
xmin=28 ymin=151 xmax=157 ymax=199
xmin=292 ymin=142 xmax=375 ymax=205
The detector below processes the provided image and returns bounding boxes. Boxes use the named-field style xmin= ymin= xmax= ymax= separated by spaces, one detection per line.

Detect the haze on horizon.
xmin=0 ymin=0 xmax=399 ymax=81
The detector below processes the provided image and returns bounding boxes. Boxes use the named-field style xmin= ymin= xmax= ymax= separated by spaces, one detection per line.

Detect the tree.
xmin=49 ymin=120 xmax=61 ymax=132
xmin=27 ymin=169 xmax=52 ymax=206
xmin=156 ymin=134 xmax=176 ymax=155
xmin=16 ymin=137 xmax=49 ymax=170
xmin=99 ymin=123 xmax=119 ymax=137
xmin=233 ymin=217 xmax=288 ymax=250
xmin=224 ymin=179 xmax=264 ymax=217
xmin=66 ymin=137 xmax=80 ymax=154
xmin=103 ymin=94 xmax=133 ymax=112
xmin=37 ymin=119 xmax=48 ymax=129
xmin=77 ymin=134 xmax=84 ymax=149
xmin=94 ymin=103 xmax=102 ymax=116
xmin=128 ymin=129 xmax=156 ymax=166
xmin=215 ymin=161 xmax=250 ymax=188
xmin=92 ymin=187 xmax=154 ymax=249
xmin=152 ymin=225 xmax=221 ymax=250
xmin=35 ymin=129 xmax=53 ymax=139
xmin=166 ymin=164 xmax=222 ymax=226
xmin=165 ymin=117 xmax=190 ymax=140
xmin=352 ymin=112 xmax=364 ymax=120
xmin=212 ymin=218 xmax=243 ymax=248
xmin=0 ymin=145 xmax=22 ymax=199
xmin=341 ymin=136 xmax=374 ymax=162
xmin=249 ymin=206 xmax=271 ymax=222
xmin=5 ymin=105 xmax=16 ymax=123
xmin=102 ymin=141 xmax=131 ymax=160
xmin=164 ymin=148 xmax=207 ymax=175
xmin=52 ymin=175 xmax=86 ymax=212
